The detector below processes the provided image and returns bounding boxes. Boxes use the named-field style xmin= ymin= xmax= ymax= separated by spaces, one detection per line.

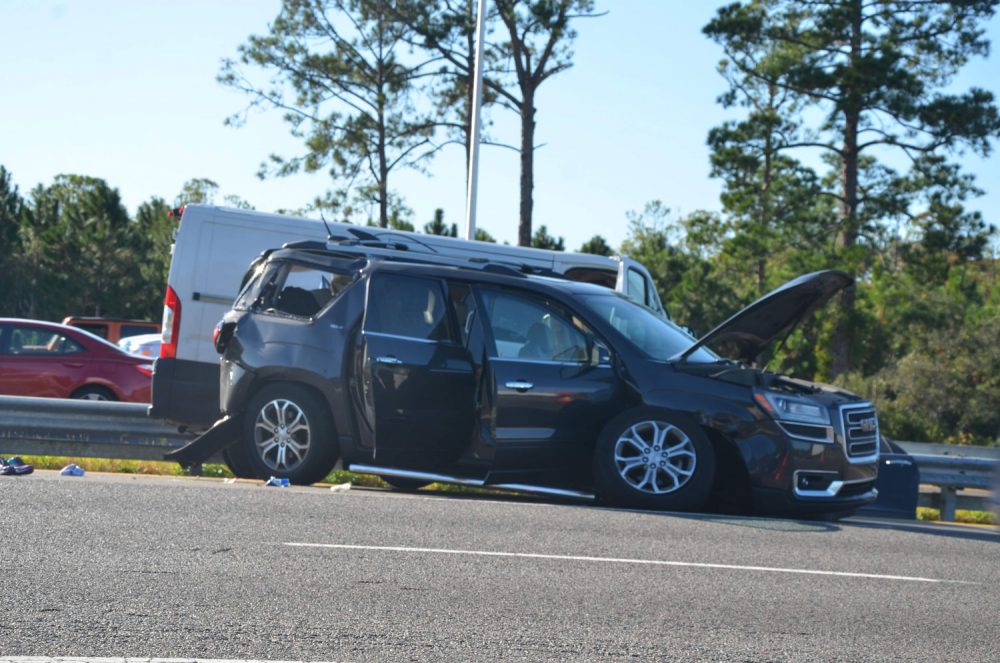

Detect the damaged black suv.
xmin=171 ymin=246 xmax=879 ymax=516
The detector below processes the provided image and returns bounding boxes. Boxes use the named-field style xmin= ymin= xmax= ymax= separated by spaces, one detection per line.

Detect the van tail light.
xmin=135 ymin=363 xmax=154 ymax=377
xmin=160 ymin=285 xmax=181 ymax=359
xmin=168 ymin=205 xmax=185 ymax=220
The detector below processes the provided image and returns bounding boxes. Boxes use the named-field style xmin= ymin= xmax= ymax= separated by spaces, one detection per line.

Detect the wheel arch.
xmin=71 ymin=381 xmax=122 ymax=400
xmin=701 ymin=426 xmax=754 ymax=514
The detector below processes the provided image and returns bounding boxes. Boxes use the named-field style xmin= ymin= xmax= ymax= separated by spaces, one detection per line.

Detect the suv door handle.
xmin=375 ymin=355 xmax=403 ymax=366
xmin=505 ymin=381 xmax=534 ymax=392
xmin=63 ymin=362 xmax=84 ymax=368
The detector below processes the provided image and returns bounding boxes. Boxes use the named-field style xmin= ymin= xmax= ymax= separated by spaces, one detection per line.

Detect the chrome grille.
xmin=842 ymin=406 xmax=878 ymax=458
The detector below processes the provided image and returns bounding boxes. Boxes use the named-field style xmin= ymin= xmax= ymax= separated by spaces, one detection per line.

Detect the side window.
xmin=479 ymin=289 xmax=588 ymax=362
xmin=626 ymin=268 xmax=649 ymax=307
xmin=366 ymin=273 xmax=454 ymax=342
xmin=3 ymin=327 xmax=83 ymax=355
xmin=235 ymin=262 xmax=280 ymax=311
xmin=272 ymin=265 xmax=332 ymax=317
xmin=238 ymin=261 xmax=359 ymax=317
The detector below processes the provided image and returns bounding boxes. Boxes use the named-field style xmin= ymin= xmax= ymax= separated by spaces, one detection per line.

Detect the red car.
xmin=0 ymin=319 xmax=152 ymax=402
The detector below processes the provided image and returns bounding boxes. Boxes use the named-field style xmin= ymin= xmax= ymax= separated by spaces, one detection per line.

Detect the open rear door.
xmin=355 ymin=272 xmax=477 ymax=469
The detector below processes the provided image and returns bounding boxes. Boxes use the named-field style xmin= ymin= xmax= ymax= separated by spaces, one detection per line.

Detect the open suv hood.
xmin=677 ymin=270 xmax=853 ymax=364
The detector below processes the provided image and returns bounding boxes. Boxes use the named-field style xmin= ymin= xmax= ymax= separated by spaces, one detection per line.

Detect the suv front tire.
xmin=593 ymin=408 xmax=715 ymax=511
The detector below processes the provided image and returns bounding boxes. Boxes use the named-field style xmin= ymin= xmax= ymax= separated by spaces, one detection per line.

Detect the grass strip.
xmin=12 ymin=456 xmax=491 ymax=493
xmin=916 ymin=506 xmax=997 ymax=525
xmin=15 ymin=456 xmax=996 ymax=521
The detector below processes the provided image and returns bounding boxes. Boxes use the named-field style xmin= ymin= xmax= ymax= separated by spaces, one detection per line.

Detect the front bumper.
xmin=753 ymin=482 xmax=878 ymax=515
xmin=738 ymin=400 xmax=880 ymax=515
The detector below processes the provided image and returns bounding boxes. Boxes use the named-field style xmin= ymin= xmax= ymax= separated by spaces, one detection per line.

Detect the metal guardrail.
xmin=897 ymin=442 xmax=999 ymax=521
xmin=0 ymin=395 xmax=197 ymax=463
xmin=0 ymin=396 xmax=996 ymax=521
xmin=896 ymin=441 xmax=1000 ymax=460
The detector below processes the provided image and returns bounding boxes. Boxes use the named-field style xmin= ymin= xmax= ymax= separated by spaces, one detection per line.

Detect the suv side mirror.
xmin=588 ymin=337 xmax=612 ymax=367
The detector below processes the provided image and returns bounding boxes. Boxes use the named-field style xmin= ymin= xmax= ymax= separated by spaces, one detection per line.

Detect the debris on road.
xmin=330 ymin=482 xmax=351 ymax=493
xmin=1 ymin=457 xmax=34 ymax=476
xmin=59 ymin=463 xmax=85 ymax=476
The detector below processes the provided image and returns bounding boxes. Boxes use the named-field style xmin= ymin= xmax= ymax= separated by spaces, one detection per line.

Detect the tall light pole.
xmin=464 ymin=0 xmax=487 ymax=240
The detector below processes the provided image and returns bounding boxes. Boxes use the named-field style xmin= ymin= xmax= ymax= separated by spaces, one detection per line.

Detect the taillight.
xmin=160 ymin=285 xmax=181 ymax=359
xmin=135 ymin=363 xmax=154 ymax=377
xmin=168 ymin=205 xmax=185 ymax=221
xmin=213 ymin=321 xmax=222 ymax=347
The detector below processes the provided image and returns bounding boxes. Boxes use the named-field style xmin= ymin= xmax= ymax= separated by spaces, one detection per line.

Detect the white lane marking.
xmin=285 ymin=542 xmax=974 ymax=584
xmin=0 ymin=659 xmax=341 ymax=663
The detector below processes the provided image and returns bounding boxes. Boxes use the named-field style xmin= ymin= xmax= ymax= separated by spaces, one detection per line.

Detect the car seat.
xmin=275 ymin=286 xmax=319 ymax=317
xmin=519 ymin=323 xmax=551 ymax=359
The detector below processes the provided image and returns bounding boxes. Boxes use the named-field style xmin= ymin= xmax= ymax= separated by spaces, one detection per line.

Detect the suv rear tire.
xmin=593 ymin=408 xmax=715 ymax=512
xmin=234 ymin=382 xmax=339 ymax=485
xmin=221 ymin=447 xmax=261 ymax=480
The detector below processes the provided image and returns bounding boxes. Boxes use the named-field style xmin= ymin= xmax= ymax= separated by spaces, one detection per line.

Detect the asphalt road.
xmin=1 ymin=472 xmax=998 ymax=662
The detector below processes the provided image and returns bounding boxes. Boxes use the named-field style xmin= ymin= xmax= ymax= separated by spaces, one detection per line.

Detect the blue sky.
xmin=1 ymin=1 xmax=998 ymax=250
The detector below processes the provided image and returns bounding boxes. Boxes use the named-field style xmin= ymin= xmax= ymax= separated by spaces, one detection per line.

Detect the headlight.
xmin=754 ymin=390 xmax=831 ymax=426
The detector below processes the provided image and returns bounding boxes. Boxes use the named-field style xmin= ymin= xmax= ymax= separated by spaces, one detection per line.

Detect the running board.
xmin=348 ymin=464 xmax=595 ymax=500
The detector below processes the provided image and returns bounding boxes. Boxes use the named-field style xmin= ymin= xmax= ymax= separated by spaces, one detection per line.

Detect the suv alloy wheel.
xmin=231 ymin=382 xmax=339 ymax=485
xmin=593 ymin=407 xmax=716 ymax=511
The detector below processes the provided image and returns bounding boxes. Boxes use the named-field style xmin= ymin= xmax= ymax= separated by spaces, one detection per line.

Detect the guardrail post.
xmin=940 ymin=487 xmax=958 ymax=522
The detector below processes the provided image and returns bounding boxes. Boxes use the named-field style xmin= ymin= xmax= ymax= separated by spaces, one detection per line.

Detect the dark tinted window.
xmin=479 ymin=289 xmax=588 ymax=362
xmin=564 ymin=267 xmax=616 ymax=289
xmin=366 ymin=273 xmax=454 ymax=342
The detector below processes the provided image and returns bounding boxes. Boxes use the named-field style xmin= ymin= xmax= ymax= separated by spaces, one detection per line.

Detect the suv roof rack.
xmin=276 ymin=239 xmax=566 ymax=281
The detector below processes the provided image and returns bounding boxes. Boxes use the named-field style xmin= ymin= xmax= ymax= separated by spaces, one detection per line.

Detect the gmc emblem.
xmin=859 ymin=417 xmax=877 ymax=433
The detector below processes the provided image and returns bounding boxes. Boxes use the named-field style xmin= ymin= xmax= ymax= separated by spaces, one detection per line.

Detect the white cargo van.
xmin=150 ymin=205 xmax=667 ymax=429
